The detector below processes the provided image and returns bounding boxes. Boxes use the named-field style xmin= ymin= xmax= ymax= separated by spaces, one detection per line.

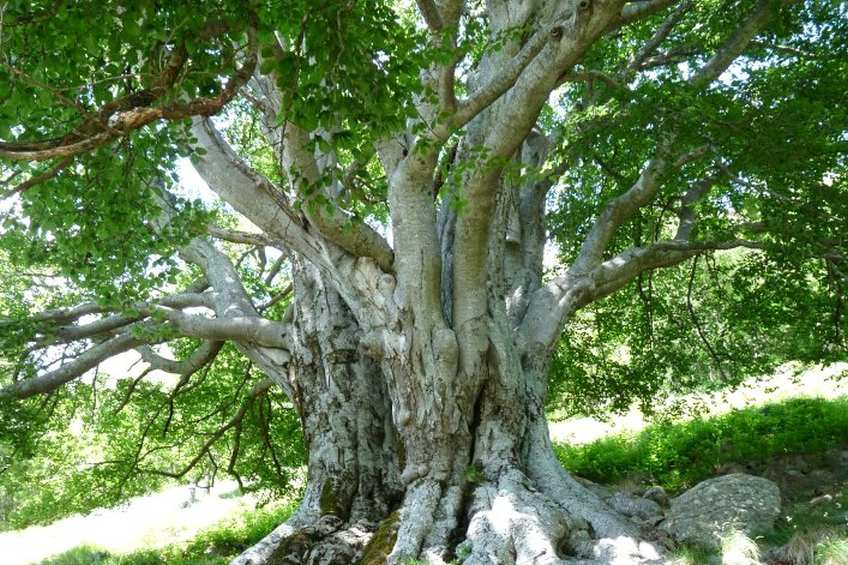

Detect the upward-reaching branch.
xmin=0 ymin=30 xmax=257 ymax=163
xmin=190 ymin=118 xmax=325 ymax=269
xmin=520 ymin=0 xmax=796 ymax=352
xmin=281 ymin=124 xmax=395 ymax=272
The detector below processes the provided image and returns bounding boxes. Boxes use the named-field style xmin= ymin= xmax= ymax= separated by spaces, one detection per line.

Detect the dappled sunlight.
xmin=593 ymin=535 xmax=661 ymax=564
xmin=0 ymin=481 xmax=258 ymax=565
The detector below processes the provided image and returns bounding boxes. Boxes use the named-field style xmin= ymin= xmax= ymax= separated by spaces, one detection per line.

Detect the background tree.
xmin=0 ymin=0 xmax=845 ymax=564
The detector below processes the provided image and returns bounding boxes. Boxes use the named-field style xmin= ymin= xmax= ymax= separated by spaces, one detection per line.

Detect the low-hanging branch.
xmin=139 ymin=377 xmax=274 ymax=480
xmin=0 ymin=29 xmax=257 ymax=163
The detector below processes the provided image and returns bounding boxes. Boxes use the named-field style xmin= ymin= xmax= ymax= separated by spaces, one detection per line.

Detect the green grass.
xmin=553 ymin=396 xmax=848 ymax=493
xmin=39 ymin=499 xmax=298 ymax=565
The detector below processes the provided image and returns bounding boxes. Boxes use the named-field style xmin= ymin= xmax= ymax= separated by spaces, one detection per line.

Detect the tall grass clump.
xmin=554 ymin=396 xmax=848 ymax=492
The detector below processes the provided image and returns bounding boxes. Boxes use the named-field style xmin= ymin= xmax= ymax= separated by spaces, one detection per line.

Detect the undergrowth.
xmin=553 ymin=396 xmax=848 ymax=493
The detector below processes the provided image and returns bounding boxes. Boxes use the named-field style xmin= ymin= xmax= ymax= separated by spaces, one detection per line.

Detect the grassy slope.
xmin=41 ymin=396 xmax=848 ymax=564
xmin=555 ymin=396 xmax=848 ymax=564
xmin=39 ymin=500 xmax=297 ymax=565
xmin=554 ymin=396 xmax=848 ymax=493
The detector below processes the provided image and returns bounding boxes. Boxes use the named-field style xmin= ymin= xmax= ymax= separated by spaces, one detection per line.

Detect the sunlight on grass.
xmin=0 ymin=480 xmax=296 ymax=565
xmin=778 ymin=526 xmax=848 ymax=565
xmin=548 ymin=362 xmax=848 ymax=445
xmin=553 ymin=395 xmax=848 ymax=493
xmin=719 ymin=530 xmax=760 ymax=565
xmin=37 ymin=498 xmax=297 ymax=565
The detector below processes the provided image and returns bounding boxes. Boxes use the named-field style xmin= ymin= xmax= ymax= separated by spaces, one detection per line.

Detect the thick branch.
xmin=0 ymin=33 xmax=257 ymax=162
xmin=0 ymin=331 xmax=150 ymax=400
xmin=519 ymin=238 xmax=761 ymax=351
xmin=570 ymin=0 xmax=788 ymax=276
xmin=690 ymin=0 xmax=794 ymax=89
xmin=190 ymin=118 xmax=326 ymax=268
xmin=571 ymin=153 xmax=670 ymax=274
xmin=432 ymin=25 xmax=556 ymax=140
xmin=137 ymin=340 xmax=224 ymax=376
xmin=281 ymin=124 xmax=395 ymax=272
xmin=150 ymin=307 xmax=288 ymax=348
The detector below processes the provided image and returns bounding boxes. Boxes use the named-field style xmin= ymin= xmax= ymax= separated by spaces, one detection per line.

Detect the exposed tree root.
xmin=233 ymin=464 xmax=669 ymax=565
xmin=231 ymin=513 xmax=376 ymax=565
xmin=462 ymin=469 xmax=574 ymax=564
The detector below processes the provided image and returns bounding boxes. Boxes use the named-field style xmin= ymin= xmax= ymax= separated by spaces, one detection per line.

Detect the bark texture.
xmin=1 ymin=0 xmax=795 ymax=563
xmin=224 ymin=0 xmax=784 ymax=560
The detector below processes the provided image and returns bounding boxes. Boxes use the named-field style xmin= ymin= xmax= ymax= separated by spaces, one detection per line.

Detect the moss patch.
xmin=319 ymin=479 xmax=352 ymax=520
xmin=269 ymin=531 xmax=314 ymax=565
xmin=357 ymin=511 xmax=401 ymax=565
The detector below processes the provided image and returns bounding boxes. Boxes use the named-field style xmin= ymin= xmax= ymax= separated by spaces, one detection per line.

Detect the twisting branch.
xmin=137 ymin=340 xmax=224 ymax=376
xmin=149 ymin=307 xmax=289 ymax=348
xmin=568 ymin=0 xmax=788 ymax=277
xmin=0 ymin=28 xmax=257 ymax=162
xmin=190 ymin=118 xmax=328 ymax=269
xmin=570 ymin=150 xmax=672 ymax=274
xmin=0 ymin=329 xmax=157 ymax=400
xmin=3 ymin=291 xmax=217 ymax=347
xmin=431 ymin=24 xmax=557 ymax=140
xmin=280 ymin=123 xmax=395 ymax=271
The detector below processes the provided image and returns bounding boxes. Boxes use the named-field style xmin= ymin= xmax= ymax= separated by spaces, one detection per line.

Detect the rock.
xmin=810 ymin=493 xmax=833 ymax=505
xmin=607 ymin=492 xmax=664 ymax=521
xmin=575 ymin=477 xmax=615 ymax=501
xmin=643 ymin=485 xmax=669 ymax=507
xmin=659 ymin=473 xmax=781 ymax=550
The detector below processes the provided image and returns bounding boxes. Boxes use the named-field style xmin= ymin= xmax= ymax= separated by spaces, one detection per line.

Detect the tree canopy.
xmin=0 ymin=0 xmax=846 ymax=561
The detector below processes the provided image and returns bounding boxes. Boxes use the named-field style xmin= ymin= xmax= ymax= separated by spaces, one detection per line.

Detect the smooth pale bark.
xmin=3 ymin=0 xmax=792 ymax=563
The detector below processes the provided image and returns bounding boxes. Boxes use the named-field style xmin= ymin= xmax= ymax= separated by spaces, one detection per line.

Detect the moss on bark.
xmin=357 ymin=510 xmax=401 ymax=565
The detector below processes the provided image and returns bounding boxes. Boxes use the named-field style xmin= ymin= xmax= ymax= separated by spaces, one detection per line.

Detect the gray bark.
xmin=2 ymin=1 xmax=792 ymax=562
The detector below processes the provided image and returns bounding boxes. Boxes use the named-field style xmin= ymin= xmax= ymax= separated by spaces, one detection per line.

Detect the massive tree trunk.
xmin=0 ymin=0 xmax=817 ymax=563
xmin=234 ymin=309 xmax=664 ymax=565
xmin=234 ymin=260 xmax=404 ymax=565
xmin=191 ymin=2 xmax=786 ymax=563
xmin=228 ymin=139 xmax=666 ymax=564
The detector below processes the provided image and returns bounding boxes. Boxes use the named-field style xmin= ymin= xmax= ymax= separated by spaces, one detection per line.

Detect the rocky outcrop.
xmin=660 ymin=473 xmax=781 ymax=549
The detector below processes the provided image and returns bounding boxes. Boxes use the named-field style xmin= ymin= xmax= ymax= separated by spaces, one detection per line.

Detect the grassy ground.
xmin=554 ymin=396 xmax=848 ymax=564
xmin=37 ymin=500 xmax=297 ymax=565
xmin=27 ymin=370 xmax=848 ymax=565
xmin=554 ymin=396 xmax=848 ymax=494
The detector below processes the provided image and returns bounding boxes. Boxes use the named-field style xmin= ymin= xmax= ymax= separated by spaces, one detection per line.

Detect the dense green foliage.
xmin=544 ymin=0 xmax=848 ymax=416
xmin=0 ymin=0 xmax=845 ymax=534
xmin=0 ymin=341 xmax=304 ymax=530
xmin=554 ymin=396 xmax=848 ymax=493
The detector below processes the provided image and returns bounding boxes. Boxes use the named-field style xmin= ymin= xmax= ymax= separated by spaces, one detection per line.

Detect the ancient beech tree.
xmin=0 ymin=0 xmax=845 ymax=563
